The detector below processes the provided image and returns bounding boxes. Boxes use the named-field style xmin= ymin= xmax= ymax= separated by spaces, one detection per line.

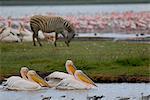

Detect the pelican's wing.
xmin=46 ymin=78 xmax=62 ymax=87
xmin=3 ymin=76 xmax=22 ymax=87
xmin=45 ymin=71 xmax=73 ymax=80
xmin=45 ymin=71 xmax=74 ymax=87
xmin=55 ymin=78 xmax=90 ymax=90
xmin=5 ymin=79 xmax=41 ymax=91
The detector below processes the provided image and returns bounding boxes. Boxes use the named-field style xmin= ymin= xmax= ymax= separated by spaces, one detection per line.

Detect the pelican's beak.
xmin=28 ymin=70 xmax=51 ymax=87
xmin=75 ymin=70 xmax=97 ymax=87
xmin=65 ymin=60 xmax=77 ymax=75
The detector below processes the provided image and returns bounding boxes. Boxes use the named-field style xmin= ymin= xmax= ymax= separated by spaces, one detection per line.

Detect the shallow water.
xmin=0 ymin=4 xmax=150 ymax=17
xmin=77 ymin=33 xmax=150 ymax=38
xmin=0 ymin=83 xmax=150 ymax=100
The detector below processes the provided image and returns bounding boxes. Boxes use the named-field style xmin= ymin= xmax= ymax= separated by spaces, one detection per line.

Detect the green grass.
xmin=0 ymin=41 xmax=150 ymax=80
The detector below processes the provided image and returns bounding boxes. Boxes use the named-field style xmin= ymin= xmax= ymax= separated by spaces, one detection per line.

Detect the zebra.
xmin=30 ymin=15 xmax=75 ymax=47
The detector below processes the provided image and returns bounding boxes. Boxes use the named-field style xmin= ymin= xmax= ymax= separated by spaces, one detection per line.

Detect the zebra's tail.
xmin=30 ymin=23 xmax=34 ymax=32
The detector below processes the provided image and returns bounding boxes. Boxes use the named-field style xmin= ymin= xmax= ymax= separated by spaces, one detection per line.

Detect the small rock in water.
xmin=116 ymin=97 xmax=130 ymax=100
xmin=42 ymin=96 xmax=51 ymax=100
xmin=61 ymin=95 xmax=66 ymax=98
xmin=119 ymin=98 xmax=130 ymax=100
xmin=87 ymin=95 xmax=105 ymax=100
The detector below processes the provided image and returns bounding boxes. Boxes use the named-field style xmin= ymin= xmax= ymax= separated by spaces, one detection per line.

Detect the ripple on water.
xmin=0 ymin=83 xmax=150 ymax=100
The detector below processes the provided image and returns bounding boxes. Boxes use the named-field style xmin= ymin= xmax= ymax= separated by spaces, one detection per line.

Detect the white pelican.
xmin=4 ymin=67 xmax=50 ymax=90
xmin=0 ymin=20 xmax=20 ymax=42
xmin=45 ymin=60 xmax=97 ymax=89
xmin=18 ymin=23 xmax=33 ymax=42
xmin=18 ymin=23 xmax=45 ymax=42
xmin=0 ymin=27 xmax=20 ymax=42
xmin=4 ymin=67 xmax=29 ymax=87
xmin=44 ymin=60 xmax=76 ymax=87
xmin=55 ymin=70 xmax=97 ymax=90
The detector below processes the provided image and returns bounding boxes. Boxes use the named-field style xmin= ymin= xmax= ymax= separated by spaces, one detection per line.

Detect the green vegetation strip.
xmin=0 ymin=41 xmax=150 ymax=82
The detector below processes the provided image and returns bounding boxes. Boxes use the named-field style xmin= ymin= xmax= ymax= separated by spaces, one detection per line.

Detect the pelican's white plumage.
xmin=4 ymin=67 xmax=29 ymax=87
xmin=4 ymin=67 xmax=50 ymax=90
xmin=45 ymin=60 xmax=76 ymax=87
xmin=18 ymin=23 xmax=33 ymax=42
xmin=45 ymin=71 xmax=74 ymax=87
xmin=6 ymin=78 xmax=41 ymax=90
xmin=55 ymin=78 xmax=90 ymax=90
xmin=55 ymin=70 xmax=97 ymax=90
xmin=0 ymin=27 xmax=20 ymax=42
xmin=45 ymin=60 xmax=97 ymax=89
xmin=19 ymin=24 xmax=45 ymax=42
xmin=46 ymin=71 xmax=73 ymax=79
xmin=4 ymin=76 xmax=22 ymax=87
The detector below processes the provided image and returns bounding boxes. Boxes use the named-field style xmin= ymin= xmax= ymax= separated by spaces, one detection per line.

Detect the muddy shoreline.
xmin=0 ymin=72 xmax=149 ymax=84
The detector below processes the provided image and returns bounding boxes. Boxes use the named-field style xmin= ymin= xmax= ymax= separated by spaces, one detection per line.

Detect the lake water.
xmin=77 ymin=33 xmax=150 ymax=38
xmin=0 ymin=5 xmax=150 ymax=100
xmin=0 ymin=83 xmax=150 ymax=100
xmin=0 ymin=4 xmax=150 ymax=18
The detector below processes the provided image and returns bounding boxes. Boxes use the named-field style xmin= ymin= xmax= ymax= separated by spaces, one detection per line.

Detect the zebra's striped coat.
xmin=30 ymin=15 xmax=75 ymax=46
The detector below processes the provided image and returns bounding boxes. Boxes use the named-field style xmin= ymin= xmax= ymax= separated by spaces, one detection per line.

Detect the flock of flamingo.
xmin=65 ymin=11 xmax=150 ymax=34
xmin=3 ymin=60 xmax=97 ymax=90
xmin=0 ymin=11 xmax=149 ymax=42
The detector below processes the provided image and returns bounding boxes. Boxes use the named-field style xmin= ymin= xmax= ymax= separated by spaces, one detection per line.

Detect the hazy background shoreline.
xmin=1 ymin=4 xmax=149 ymax=17
xmin=0 ymin=0 xmax=149 ymax=6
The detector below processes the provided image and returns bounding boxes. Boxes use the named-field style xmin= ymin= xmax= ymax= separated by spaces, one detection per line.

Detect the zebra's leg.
xmin=65 ymin=36 xmax=69 ymax=47
xmin=33 ymin=33 xmax=36 ymax=46
xmin=54 ymin=33 xmax=58 ymax=47
xmin=35 ymin=34 xmax=42 ymax=47
xmin=61 ymin=33 xmax=69 ymax=47
xmin=65 ymin=41 xmax=69 ymax=47
xmin=31 ymin=25 xmax=37 ymax=46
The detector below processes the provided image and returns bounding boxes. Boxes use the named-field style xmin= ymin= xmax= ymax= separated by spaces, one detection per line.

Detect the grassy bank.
xmin=0 ymin=41 xmax=150 ymax=82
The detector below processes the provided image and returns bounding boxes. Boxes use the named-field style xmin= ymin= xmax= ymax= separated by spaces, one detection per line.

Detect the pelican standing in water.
xmin=3 ymin=67 xmax=50 ymax=90
xmin=45 ymin=60 xmax=97 ymax=89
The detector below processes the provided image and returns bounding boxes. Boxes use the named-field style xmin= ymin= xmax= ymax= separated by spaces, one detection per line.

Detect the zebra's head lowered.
xmin=64 ymin=21 xmax=75 ymax=46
